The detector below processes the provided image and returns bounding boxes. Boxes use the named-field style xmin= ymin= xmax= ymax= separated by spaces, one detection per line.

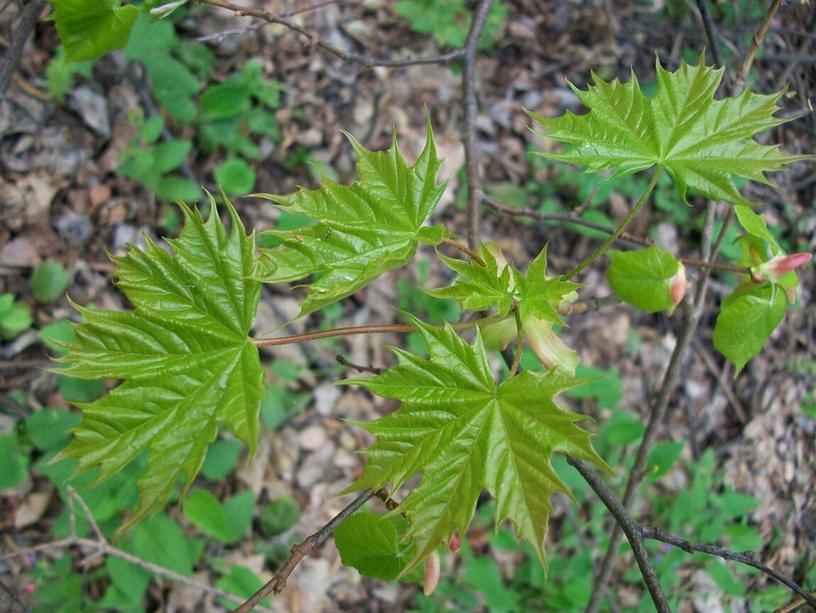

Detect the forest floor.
xmin=0 ymin=1 xmax=815 ymax=612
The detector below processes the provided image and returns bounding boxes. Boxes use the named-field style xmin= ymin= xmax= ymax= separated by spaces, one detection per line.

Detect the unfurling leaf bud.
xmin=423 ymin=550 xmax=441 ymax=596
xmin=754 ymin=252 xmax=812 ymax=284
xmin=450 ymin=533 xmax=460 ymax=553
xmin=149 ymin=0 xmax=188 ymax=18
xmin=668 ymin=264 xmax=688 ymax=312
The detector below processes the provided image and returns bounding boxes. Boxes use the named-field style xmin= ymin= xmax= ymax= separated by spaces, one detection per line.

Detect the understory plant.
xmin=31 ymin=0 xmax=816 ymax=609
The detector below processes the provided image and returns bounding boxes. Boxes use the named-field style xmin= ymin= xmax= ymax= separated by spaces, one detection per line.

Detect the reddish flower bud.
xmin=669 ymin=264 xmax=688 ymax=308
xmin=423 ymin=551 xmax=441 ymax=596
xmin=450 ymin=533 xmax=460 ymax=553
xmin=757 ymin=252 xmax=812 ymax=283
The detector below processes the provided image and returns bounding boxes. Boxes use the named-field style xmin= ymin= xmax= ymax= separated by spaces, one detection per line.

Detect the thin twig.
xmin=737 ymin=0 xmax=785 ymax=90
xmin=462 ymin=0 xmax=494 ymax=248
xmin=252 ymin=312 xmax=508 ymax=347
xmin=641 ymin=526 xmax=816 ymax=607
xmin=482 ymin=194 xmax=655 ymax=246
xmin=694 ymin=0 xmax=724 ymax=69
xmin=233 ymin=489 xmax=377 ymax=613
xmin=568 ymin=458 xmax=671 ymax=613
xmin=0 ymin=0 xmax=46 ymax=101
xmin=679 ymin=257 xmax=749 ymax=274
xmin=483 ymin=195 xmax=750 ymax=274
xmin=585 ymin=201 xmax=723 ymax=612
xmin=67 ymin=486 xmax=107 ymax=544
xmin=441 ymin=237 xmax=486 ymax=266
xmin=335 ymin=355 xmax=384 ymax=375
xmin=776 ymin=590 xmax=816 ymax=613
xmin=0 ymin=576 xmax=28 ymax=613
xmin=692 ymin=339 xmax=748 ymax=423
xmin=198 ymin=0 xmax=464 ymax=67
xmin=253 ymin=297 xmax=618 ymax=347
xmin=508 ymin=304 xmax=523 ymax=378
xmin=196 ymin=0 xmax=341 ymax=43
xmin=563 ymin=168 xmax=662 ymax=281
xmin=1 ymin=490 xmax=263 ymax=609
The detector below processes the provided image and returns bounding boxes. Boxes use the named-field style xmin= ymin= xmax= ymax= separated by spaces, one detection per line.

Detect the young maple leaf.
xmin=253 ymin=117 xmax=449 ymax=316
xmin=341 ymin=316 xmax=608 ymax=572
xmin=56 ymin=197 xmax=263 ymax=531
xmin=429 ymin=243 xmax=581 ymax=373
xmin=529 ymin=55 xmax=812 ymax=207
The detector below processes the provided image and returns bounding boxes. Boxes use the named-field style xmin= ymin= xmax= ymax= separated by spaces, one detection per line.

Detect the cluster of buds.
xmin=422 ymin=533 xmax=461 ymax=596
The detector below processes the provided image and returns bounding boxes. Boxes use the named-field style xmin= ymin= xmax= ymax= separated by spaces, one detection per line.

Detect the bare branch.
xmin=197 ymin=0 xmax=464 ymax=67
xmin=585 ymin=201 xmax=724 ymax=611
xmin=483 ymin=194 xmax=655 ymax=247
xmin=0 ymin=0 xmax=46 ymax=101
xmin=441 ymin=237 xmax=486 ymax=266
xmin=641 ymin=526 xmax=816 ymax=607
xmin=570 ymin=458 xmax=815 ymax=609
xmin=233 ymin=489 xmax=377 ymax=613
xmin=568 ymin=458 xmax=671 ymax=613
xmin=462 ymin=0 xmax=494 ymax=247
xmin=335 ymin=355 xmax=384 ymax=375
xmin=738 ymin=0 xmax=785 ymax=90
xmin=1 ymin=490 xmax=261 ymax=611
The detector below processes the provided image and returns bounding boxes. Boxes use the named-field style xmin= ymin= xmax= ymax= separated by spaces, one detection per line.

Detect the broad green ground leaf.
xmin=426 ymin=243 xmax=513 ymax=314
xmin=335 ymin=511 xmax=420 ymax=581
xmin=183 ymin=489 xmax=254 ymax=543
xmin=529 ymin=55 xmax=810 ymax=207
xmin=607 ymin=246 xmax=681 ymax=312
xmin=52 ymin=0 xmax=139 ymax=62
xmin=713 ymin=284 xmax=786 ymax=374
xmin=253 ymin=119 xmax=448 ymax=316
xmin=341 ymin=316 xmax=606 ymax=572
xmin=56 ymin=198 xmax=263 ymax=530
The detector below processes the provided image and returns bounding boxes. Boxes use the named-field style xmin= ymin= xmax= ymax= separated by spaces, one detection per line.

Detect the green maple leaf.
xmin=57 ymin=198 xmax=263 ymax=530
xmin=529 ymin=55 xmax=811 ymax=207
xmin=515 ymin=245 xmax=580 ymax=325
xmin=52 ymin=0 xmax=139 ymax=62
xmin=341 ymin=317 xmax=607 ymax=571
xmin=253 ymin=119 xmax=448 ymax=316
xmin=425 ymin=243 xmax=514 ymax=314
xmin=430 ymin=244 xmax=580 ymax=373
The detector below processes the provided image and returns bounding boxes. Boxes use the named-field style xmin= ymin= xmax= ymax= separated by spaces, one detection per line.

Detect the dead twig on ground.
xmin=198 ymin=0 xmax=465 ymax=67
xmin=0 ymin=490 xmax=263 ymax=612
xmin=0 ymin=0 xmax=46 ymax=100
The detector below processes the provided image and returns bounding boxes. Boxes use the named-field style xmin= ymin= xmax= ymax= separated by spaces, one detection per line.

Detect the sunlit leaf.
xmin=253 ymin=118 xmax=448 ymax=316
xmin=530 ymin=56 xmax=810 ymax=207
xmin=341 ymin=316 xmax=607 ymax=572
xmin=57 ymin=196 xmax=263 ymax=530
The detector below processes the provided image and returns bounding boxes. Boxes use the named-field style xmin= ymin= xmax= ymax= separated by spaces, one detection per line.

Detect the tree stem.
xmin=562 ymin=168 xmax=662 ymax=281
xmin=253 ymin=313 xmax=508 ymax=347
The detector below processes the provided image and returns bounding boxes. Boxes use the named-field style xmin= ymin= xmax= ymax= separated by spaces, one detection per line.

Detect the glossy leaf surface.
xmin=342 ymin=317 xmax=606 ymax=572
xmin=253 ymin=120 xmax=447 ymax=316
xmin=58 ymin=199 xmax=263 ymax=530
xmin=606 ymin=246 xmax=681 ymax=313
xmin=53 ymin=0 xmax=139 ymax=61
xmin=425 ymin=243 xmax=513 ymax=314
xmin=713 ymin=284 xmax=787 ymax=374
xmin=530 ymin=56 xmax=808 ymax=207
